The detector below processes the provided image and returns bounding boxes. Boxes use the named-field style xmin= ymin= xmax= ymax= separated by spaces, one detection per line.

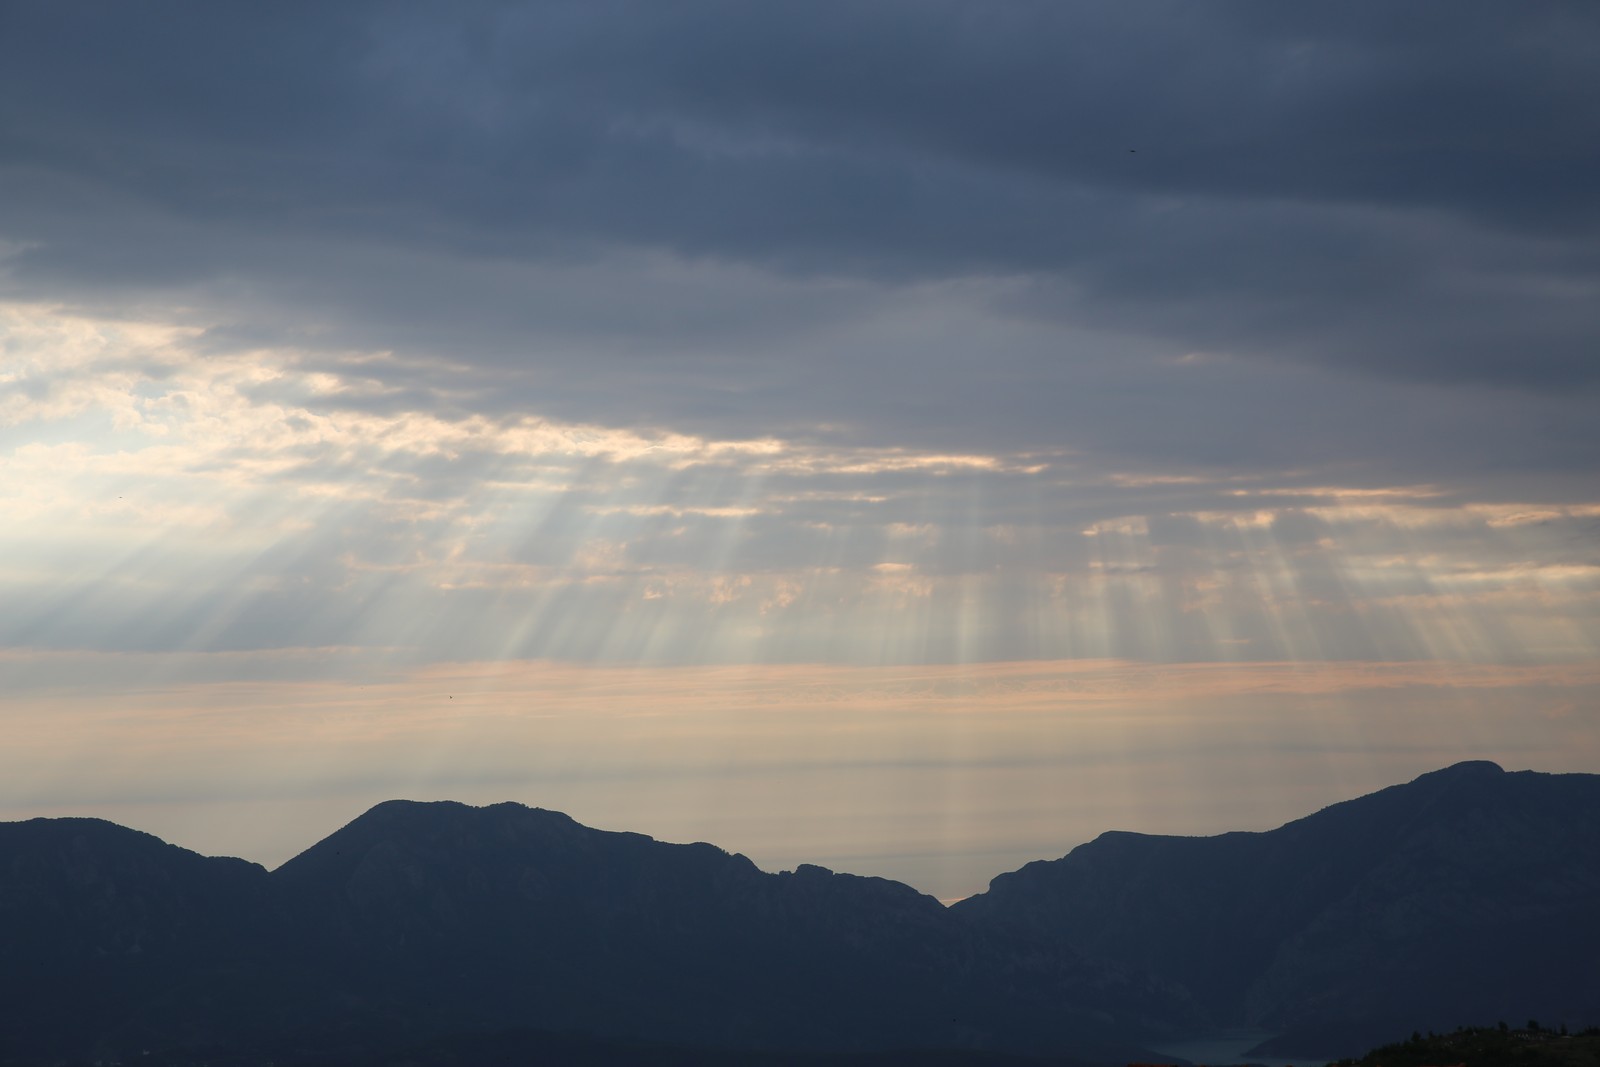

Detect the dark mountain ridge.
xmin=951 ymin=762 xmax=1600 ymax=1054
xmin=0 ymin=800 xmax=1175 ymax=1065
xmin=0 ymin=818 xmax=287 ymax=1060
xmin=267 ymin=798 xmax=1188 ymax=1056
xmin=2 ymin=762 xmax=1596 ymax=1065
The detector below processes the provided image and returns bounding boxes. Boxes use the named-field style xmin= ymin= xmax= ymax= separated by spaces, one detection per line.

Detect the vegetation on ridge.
xmin=1338 ymin=1024 xmax=1600 ymax=1067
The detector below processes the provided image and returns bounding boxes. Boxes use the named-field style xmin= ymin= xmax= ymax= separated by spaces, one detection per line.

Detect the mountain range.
xmin=2 ymin=761 xmax=1596 ymax=1066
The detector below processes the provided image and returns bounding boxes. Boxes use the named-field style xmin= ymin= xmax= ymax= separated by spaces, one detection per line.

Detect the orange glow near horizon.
xmin=3 ymin=653 xmax=1596 ymax=899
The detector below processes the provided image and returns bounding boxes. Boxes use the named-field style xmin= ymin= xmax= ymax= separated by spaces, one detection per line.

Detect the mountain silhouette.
xmin=0 ymin=817 xmax=287 ymax=1061
xmin=1 ymin=762 xmax=1595 ymax=1065
xmin=951 ymin=761 xmax=1600 ymax=1054
xmin=265 ymin=799 xmax=1187 ymax=1057
xmin=0 ymin=801 xmax=1172 ymax=1064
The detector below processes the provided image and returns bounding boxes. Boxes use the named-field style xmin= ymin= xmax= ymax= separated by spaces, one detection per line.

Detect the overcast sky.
xmin=2 ymin=2 xmax=1597 ymax=898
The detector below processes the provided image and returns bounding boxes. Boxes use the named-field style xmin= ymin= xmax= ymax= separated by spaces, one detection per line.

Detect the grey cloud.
xmin=2 ymin=1 xmax=1597 ymax=401
xmin=9 ymin=3 xmax=1595 ymax=234
xmin=41 ymin=241 xmax=1597 ymax=496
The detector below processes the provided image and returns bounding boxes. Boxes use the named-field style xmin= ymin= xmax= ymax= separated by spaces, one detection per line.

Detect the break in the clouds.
xmin=1 ymin=3 xmax=1598 ymax=886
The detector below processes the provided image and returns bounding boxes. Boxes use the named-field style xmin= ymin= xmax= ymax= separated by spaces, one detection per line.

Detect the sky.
xmin=2 ymin=1 xmax=1598 ymax=900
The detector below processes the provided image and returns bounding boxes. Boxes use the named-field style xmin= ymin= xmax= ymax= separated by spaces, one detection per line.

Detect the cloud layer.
xmin=4 ymin=3 xmax=1597 ymax=662
xmin=4 ymin=3 xmax=1599 ymax=409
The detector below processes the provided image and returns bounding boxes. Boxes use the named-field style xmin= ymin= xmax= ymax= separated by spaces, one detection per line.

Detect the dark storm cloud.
xmin=1 ymin=1 xmax=1597 ymax=438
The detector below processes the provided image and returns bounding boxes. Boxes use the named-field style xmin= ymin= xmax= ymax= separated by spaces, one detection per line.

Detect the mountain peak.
xmin=1419 ymin=758 xmax=1505 ymax=779
xmin=356 ymin=797 xmax=579 ymax=825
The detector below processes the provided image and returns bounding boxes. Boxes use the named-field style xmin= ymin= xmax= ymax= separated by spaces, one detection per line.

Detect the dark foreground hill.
xmin=1 ymin=762 xmax=1597 ymax=1065
xmin=1340 ymin=1025 xmax=1600 ymax=1067
xmin=951 ymin=762 xmax=1600 ymax=1056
